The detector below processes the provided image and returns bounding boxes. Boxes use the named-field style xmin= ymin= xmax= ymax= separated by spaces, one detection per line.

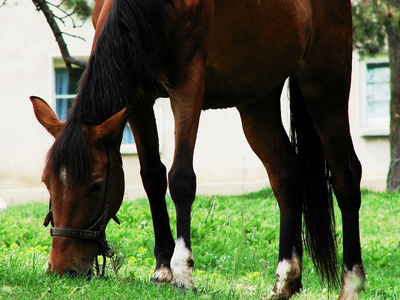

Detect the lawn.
xmin=0 ymin=189 xmax=399 ymax=299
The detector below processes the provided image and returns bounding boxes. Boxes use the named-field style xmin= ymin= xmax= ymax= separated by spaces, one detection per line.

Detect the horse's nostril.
xmin=64 ymin=269 xmax=78 ymax=278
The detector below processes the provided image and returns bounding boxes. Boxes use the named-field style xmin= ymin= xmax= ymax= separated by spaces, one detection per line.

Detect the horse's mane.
xmin=47 ymin=0 xmax=174 ymax=184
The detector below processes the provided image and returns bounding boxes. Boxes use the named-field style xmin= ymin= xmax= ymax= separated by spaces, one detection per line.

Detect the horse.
xmin=30 ymin=0 xmax=366 ymax=299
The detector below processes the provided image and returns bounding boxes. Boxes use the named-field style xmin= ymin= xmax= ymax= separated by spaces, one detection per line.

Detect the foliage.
xmin=352 ymin=0 xmax=400 ymax=55
xmin=60 ymin=0 xmax=93 ymax=21
xmin=0 ymin=1 xmax=93 ymax=19
xmin=352 ymin=2 xmax=386 ymax=55
xmin=0 ymin=189 xmax=399 ymax=299
xmin=352 ymin=0 xmax=400 ymax=191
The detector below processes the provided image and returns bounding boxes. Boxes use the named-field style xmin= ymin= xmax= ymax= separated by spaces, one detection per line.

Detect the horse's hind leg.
xmin=238 ymin=86 xmax=303 ymax=300
xmin=129 ymin=100 xmax=175 ymax=283
xmin=296 ymin=74 xmax=366 ymax=298
xmin=294 ymin=2 xmax=365 ymax=297
xmin=296 ymin=56 xmax=366 ymax=300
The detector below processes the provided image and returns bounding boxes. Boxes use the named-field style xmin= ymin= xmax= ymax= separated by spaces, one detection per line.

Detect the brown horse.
xmin=31 ymin=0 xmax=365 ymax=298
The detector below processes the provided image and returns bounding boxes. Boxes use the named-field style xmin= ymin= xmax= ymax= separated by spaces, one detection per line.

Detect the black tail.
xmin=289 ymin=76 xmax=339 ymax=287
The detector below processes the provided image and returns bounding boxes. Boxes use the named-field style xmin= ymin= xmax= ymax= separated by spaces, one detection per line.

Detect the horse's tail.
xmin=289 ymin=76 xmax=339 ymax=287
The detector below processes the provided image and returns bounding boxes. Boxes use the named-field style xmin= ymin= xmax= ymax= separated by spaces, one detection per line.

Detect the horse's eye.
xmin=89 ymin=181 xmax=103 ymax=194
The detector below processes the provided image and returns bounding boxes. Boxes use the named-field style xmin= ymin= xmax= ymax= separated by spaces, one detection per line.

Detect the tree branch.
xmin=32 ymin=0 xmax=87 ymax=74
xmin=48 ymin=1 xmax=86 ymax=29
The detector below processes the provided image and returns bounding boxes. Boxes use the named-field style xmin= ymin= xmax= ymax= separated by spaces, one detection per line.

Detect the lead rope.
xmin=95 ymin=252 xmax=119 ymax=279
xmin=94 ymin=255 xmax=101 ymax=277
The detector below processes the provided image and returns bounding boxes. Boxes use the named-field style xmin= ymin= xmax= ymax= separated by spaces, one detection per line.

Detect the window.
xmin=55 ymin=67 xmax=82 ymax=121
xmin=359 ymin=57 xmax=390 ymax=136
xmin=54 ymin=63 xmax=135 ymax=153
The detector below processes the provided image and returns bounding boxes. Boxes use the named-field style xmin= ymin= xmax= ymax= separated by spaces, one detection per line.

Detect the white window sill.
xmin=359 ymin=126 xmax=389 ymax=137
xmin=121 ymin=144 xmax=137 ymax=155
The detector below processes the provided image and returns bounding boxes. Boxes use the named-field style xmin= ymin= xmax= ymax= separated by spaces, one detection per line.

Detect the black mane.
xmin=47 ymin=0 xmax=173 ymax=184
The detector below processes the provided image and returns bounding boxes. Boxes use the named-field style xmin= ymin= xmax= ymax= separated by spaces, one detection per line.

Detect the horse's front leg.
xmin=129 ymin=100 xmax=175 ymax=283
xmin=167 ymin=53 xmax=206 ymax=290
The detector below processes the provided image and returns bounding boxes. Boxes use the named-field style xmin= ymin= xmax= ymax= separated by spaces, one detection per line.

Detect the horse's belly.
xmin=203 ymin=0 xmax=311 ymax=109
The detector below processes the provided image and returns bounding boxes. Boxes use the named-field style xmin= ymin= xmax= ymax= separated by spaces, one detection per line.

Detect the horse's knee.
xmin=141 ymin=162 xmax=167 ymax=199
xmin=331 ymin=153 xmax=362 ymax=210
xmin=333 ymin=172 xmax=362 ymax=212
xmin=271 ymin=168 xmax=303 ymax=208
xmin=168 ymin=167 xmax=196 ymax=205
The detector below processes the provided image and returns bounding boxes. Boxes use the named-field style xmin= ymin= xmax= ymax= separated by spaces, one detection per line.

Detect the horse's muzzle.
xmin=47 ymin=261 xmax=94 ymax=280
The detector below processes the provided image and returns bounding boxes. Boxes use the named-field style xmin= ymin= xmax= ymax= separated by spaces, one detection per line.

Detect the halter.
xmin=43 ymin=144 xmax=122 ymax=278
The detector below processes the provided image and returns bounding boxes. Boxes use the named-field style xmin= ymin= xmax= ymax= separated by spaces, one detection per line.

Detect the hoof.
xmin=269 ymin=250 xmax=302 ymax=300
xmin=151 ymin=266 xmax=173 ymax=284
xmin=268 ymin=292 xmax=289 ymax=300
xmin=268 ymin=282 xmax=301 ymax=300
xmin=171 ymin=278 xmax=197 ymax=293
xmin=338 ymin=264 xmax=365 ymax=300
xmin=170 ymin=238 xmax=196 ymax=291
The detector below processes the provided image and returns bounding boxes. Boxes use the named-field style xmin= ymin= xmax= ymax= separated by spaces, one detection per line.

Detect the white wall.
xmin=0 ymin=2 xmax=390 ymax=206
xmin=349 ymin=53 xmax=390 ymax=191
xmin=0 ymin=1 xmax=95 ymax=204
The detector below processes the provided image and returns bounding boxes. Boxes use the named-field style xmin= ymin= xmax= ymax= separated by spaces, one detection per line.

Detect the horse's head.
xmin=30 ymin=96 xmax=128 ymax=278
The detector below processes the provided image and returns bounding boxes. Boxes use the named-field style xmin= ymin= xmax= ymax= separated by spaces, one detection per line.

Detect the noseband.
xmin=43 ymin=144 xmax=122 ymax=277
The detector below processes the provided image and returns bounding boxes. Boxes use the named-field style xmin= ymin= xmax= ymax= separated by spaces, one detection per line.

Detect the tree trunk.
xmin=386 ymin=22 xmax=400 ymax=191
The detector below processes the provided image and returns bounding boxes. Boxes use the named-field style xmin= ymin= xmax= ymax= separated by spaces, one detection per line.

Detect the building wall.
xmin=0 ymin=2 xmax=390 ymax=205
xmin=0 ymin=1 xmax=95 ymax=204
xmin=349 ymin=53 xmax=390 ymax=191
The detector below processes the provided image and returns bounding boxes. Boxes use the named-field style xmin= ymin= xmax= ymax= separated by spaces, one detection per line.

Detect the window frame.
xmin=358 ymin=55 xmax=390 ymax=137
xmin=53 ymin=59 xmax=138 ymax=154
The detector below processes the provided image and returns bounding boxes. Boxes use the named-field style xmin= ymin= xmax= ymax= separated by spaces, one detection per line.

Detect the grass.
xmin=0 ymin=188 xmax=399 ymax=299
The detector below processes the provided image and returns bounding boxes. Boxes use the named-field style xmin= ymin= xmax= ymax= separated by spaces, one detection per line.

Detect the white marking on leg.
xmin=275 ymin=259 xmax=292 ymax=289
xmin=170 ymin=237 xmax=195 ymax=289
xmin=339 ymin=264 xmax=365 ymax=300
xmin=269 ymin=248 xmax=302 ymax=299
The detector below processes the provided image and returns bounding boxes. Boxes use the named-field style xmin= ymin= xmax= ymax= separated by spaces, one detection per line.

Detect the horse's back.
xmin=203 ymin=0 xmax=312 ymax=109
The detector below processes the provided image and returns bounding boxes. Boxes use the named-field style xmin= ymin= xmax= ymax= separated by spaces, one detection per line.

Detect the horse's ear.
xmin=88 ymin=108 xmax=129 ymax=145
xmin=30 ymin=96 xmax=65 ymax=138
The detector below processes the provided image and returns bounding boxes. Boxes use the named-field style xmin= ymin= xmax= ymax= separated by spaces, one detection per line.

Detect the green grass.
xmin=0 ymin=189 xmax=399 ymax=299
